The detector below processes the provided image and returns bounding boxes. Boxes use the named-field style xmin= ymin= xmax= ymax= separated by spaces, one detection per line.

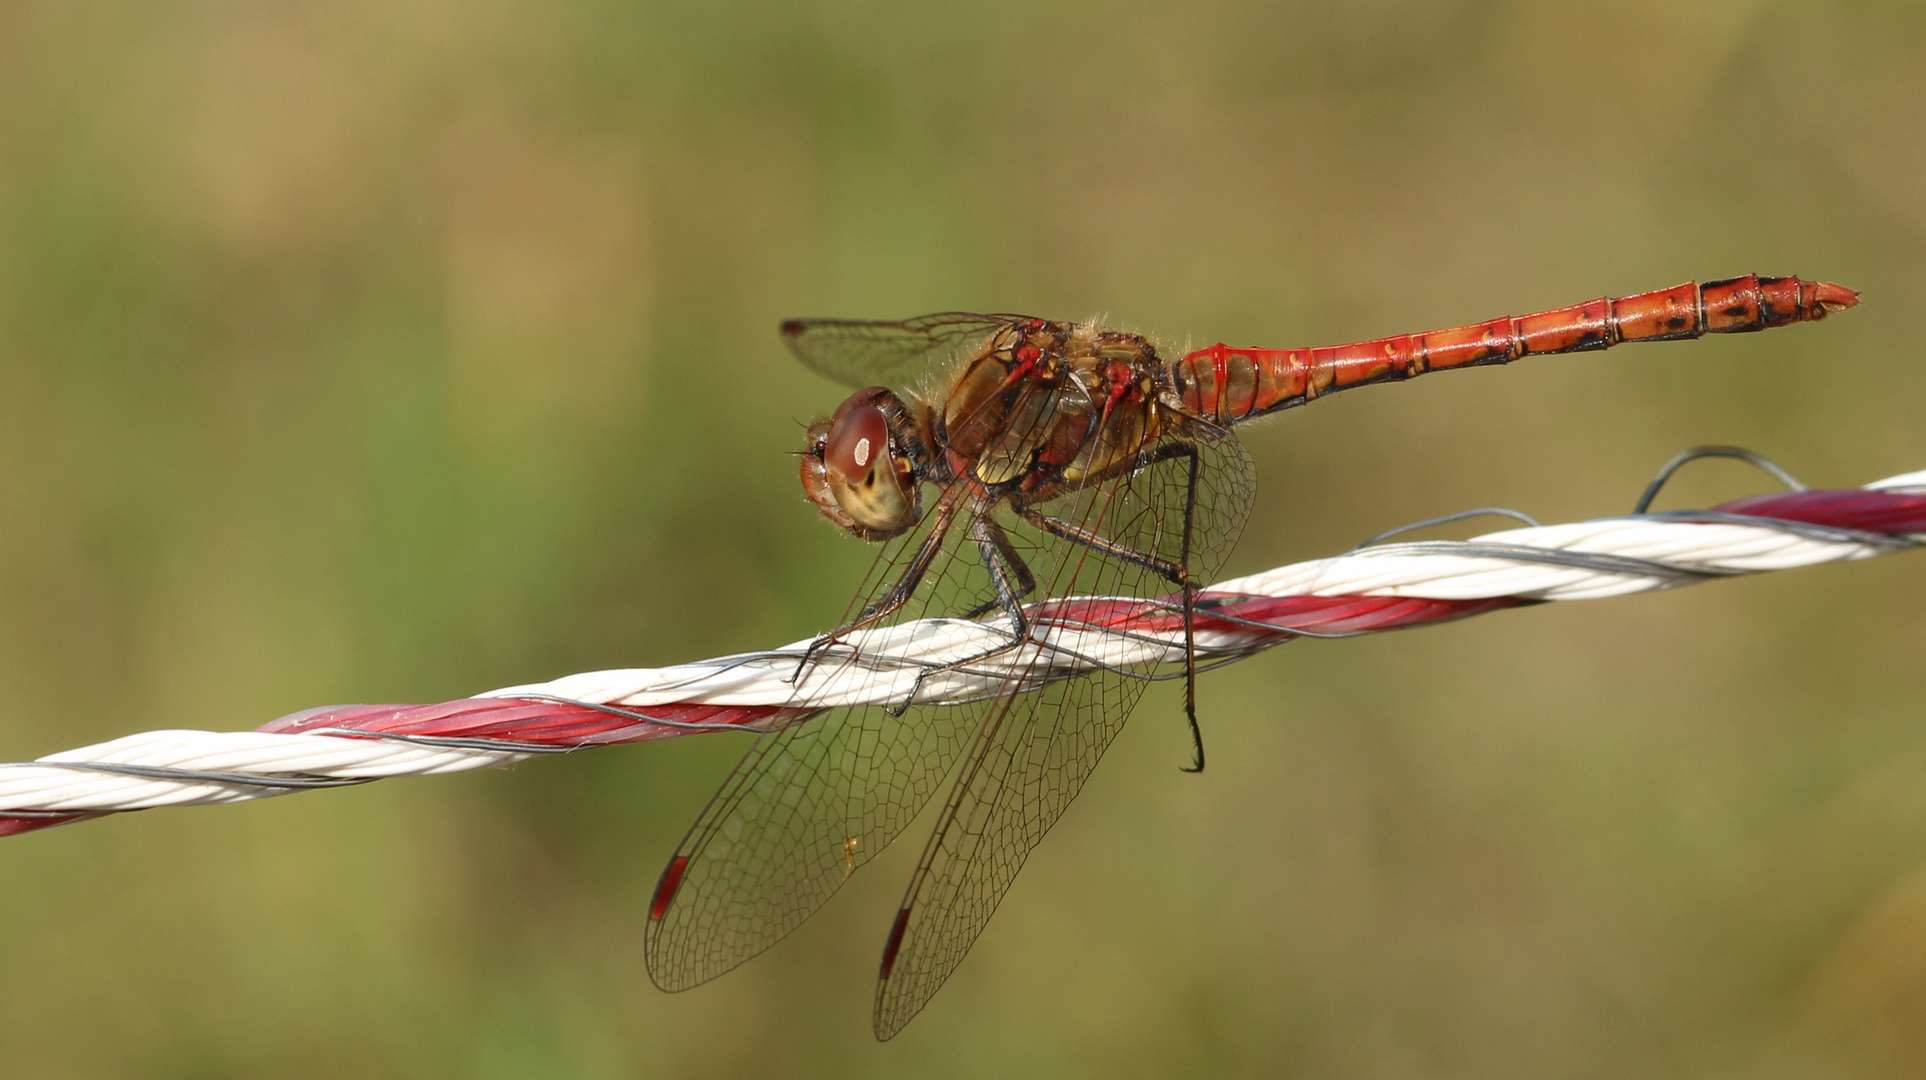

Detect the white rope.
xmin=1216 ymin=518 xmax=1892 ymax=602
xmin=1869 ymin=469 xmax=1926 ymax=490
xmin=3 ymin=469 xmax=1919 ymax=818
xmin=0 ymin=731 xmax=527 ymax=812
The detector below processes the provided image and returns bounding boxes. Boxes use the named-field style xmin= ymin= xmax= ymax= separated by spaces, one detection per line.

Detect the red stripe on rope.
xmin=1711 ymin=488 xmax=1926 ymax=533
xmin=256 ymin=699 xmax=801 ymax=744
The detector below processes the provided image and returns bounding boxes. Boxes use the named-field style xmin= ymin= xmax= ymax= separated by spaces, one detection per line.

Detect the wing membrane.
xmin=873 ymin=432 xmax=1254 ymax=1038
xmin=643 ymin=499 xmax=1005 ymax=990
xmin=780 ymin=313 xmax=1035 ymax=389
xmin=643 ymin=698 xmax=982 ymax=990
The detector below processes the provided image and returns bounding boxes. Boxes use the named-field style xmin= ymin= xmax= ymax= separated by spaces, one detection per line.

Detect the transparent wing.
xmin=642 ymin=699 xmax=982 ymax=991
xmin=872 ymin=430 xmax=1255 ymax=1039
xmin=642 ymin=496 xmax=1008 ymax=991
xmin=780 ymin=312 xmax=1036 ymax=389
xmin=643 ymin=369 xmax=1063 ymax=990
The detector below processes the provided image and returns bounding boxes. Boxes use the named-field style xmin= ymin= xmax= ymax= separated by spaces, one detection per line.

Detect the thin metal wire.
xmin=1 ymin=760 xmax=375 ymax=790
xmin=1354 ymin=507 xmax=1543 ymax=549
xmin=505 ymin=694 xmax=794 ymax=733
xmin=1633 ymin=445 xmax=1806 ymax=514
xmin=1347 ymin=539 xmax=1747 ymax=581
xmin=1622 ymin=510 xmax=1920 ymax=550
xmin=302 ymin=728 xmax=576 ymax=755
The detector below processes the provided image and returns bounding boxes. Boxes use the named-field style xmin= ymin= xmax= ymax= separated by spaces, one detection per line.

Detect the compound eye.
xmin=822 ymin=403 xmax=917 ymax=534
xmin=825 ymin=405 xmax=891 ymax=483
xmin=831 ymin=385 xmax=893 ymax=425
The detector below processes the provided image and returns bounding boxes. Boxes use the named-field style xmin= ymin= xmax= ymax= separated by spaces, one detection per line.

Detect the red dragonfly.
xmin=644 ymin=275 xmax=1856 ymax=1038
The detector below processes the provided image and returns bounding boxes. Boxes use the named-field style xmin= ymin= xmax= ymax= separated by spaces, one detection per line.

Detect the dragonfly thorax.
xmin=938 ymin=321 xmax=1175 ymax=489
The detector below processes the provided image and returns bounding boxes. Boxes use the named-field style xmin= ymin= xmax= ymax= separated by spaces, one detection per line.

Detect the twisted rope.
xmin=2 ymin=460 xmax=1920 ymax=838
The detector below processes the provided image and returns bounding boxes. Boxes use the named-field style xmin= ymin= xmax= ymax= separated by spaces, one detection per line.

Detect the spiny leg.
xmin=792 ymin=499 xmax=961 ymax=684
xmin=1013 ymin=508 xmax=1187 ymax=585
xmin=1176 ymin=444 xmax=1204 ymax=772
xmin=887 ymin=514 xmax=1038 ymax=716
xmin=959 ymin=514 xmax=1037 ymax=620
xmin=1016 ymin=442 xmax=1209 ymax=772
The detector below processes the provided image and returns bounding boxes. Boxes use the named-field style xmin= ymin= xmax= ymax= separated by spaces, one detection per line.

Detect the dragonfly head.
xmin=801 ymin=386 xmax=925 ymax=540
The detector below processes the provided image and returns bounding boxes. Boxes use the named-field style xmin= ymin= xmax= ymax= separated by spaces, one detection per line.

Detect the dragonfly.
xmin=643 ymin=274 xmax=1857 ymax=1039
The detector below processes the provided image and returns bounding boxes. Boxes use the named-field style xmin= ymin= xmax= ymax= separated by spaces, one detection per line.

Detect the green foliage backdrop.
xmin=0 ymin=1 xmax=1922 ymax=1076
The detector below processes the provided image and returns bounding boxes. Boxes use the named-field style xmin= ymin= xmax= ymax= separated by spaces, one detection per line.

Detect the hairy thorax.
xmin=939 ymin=319 xmax=1176 ymax=492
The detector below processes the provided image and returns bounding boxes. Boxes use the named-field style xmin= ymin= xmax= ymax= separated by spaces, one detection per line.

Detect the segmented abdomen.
xmin=1172 ymin=274 xmax=1858 ymax=425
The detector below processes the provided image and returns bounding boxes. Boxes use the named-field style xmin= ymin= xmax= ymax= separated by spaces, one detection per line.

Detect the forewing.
xmin=643 ymin=461 xmax=1037 ymax=991
xmin=643 ymin=698 xmax=981 ymax=991
xmin=871 ymin=430 xmax=1255 ymax=1038
xmin=781 ymin=313 xmax=1033 ymax=389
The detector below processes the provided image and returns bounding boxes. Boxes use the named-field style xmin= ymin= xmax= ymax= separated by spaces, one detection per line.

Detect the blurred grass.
xmin=0 ymin=0 xmax=1924 ymax=1075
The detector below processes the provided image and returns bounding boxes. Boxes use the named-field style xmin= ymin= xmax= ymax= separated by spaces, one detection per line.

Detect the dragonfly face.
xmin=800 ymin=385 xmax=930 ymax=540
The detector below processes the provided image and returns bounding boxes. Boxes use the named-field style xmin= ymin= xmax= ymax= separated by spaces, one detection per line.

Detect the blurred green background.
xmin=0 ymin=0 xmax=1923 ymax=1076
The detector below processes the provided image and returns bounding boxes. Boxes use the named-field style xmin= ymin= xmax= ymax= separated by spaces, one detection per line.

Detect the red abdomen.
xmin=1173 ymin=275 xmax=1858 ymax=425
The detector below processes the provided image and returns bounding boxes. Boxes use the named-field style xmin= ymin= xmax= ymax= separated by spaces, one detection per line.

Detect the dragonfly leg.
xmin=886 ymin=515 xmax=1037 ymax=716
xmin=958 ymin=515 xmax=1037 ymax=619
xmin=792 ymin=500 xmax=960 ymax=684
xmin=1176 ymin=443 xmax=1204 ymax=772
xmin=1016 ymin=442 xmax=1209 ymax=772
xmin=1013 ymin=508 xmax=1187 ymax=585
